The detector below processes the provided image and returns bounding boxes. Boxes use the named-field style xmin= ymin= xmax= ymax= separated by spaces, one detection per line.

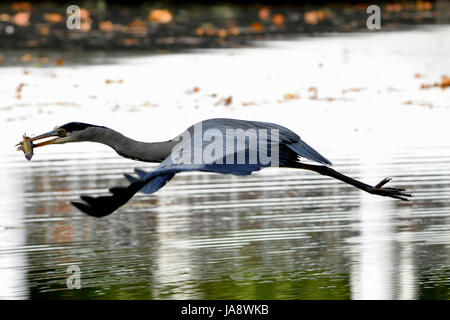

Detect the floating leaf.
xmin=440 ymin=76 xmax=450 ymax=89
xmin=284 ymin=93 xmax=300 ymax=100
xmin=186 ymin=86 xmax=200 ymax=94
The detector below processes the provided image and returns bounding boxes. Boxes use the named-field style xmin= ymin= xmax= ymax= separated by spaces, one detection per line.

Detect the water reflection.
xmin=0 ymin=145 xmax=449 ymax=299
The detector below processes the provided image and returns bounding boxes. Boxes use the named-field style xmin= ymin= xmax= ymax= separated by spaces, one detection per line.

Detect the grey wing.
xmin=127 ymin=118 xmax=331 ymax=194
xmin=128 ymin=120 xmax=267 ymax=193
xmin=202 ymin=118 xmax=332 ymax=165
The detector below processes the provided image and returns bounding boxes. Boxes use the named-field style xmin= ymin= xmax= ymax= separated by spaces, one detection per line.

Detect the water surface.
xmin=0 ymin=144 xmax=449 ymax=299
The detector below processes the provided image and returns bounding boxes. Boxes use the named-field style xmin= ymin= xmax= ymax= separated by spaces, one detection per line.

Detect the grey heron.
xmin=23 ymin=118 xmax=411 ymax=217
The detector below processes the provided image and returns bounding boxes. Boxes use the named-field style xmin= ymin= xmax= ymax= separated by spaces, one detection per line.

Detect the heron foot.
xmin=369 ymin=177 xmax=412 ymax=201
xmin=71 ymin=186 xmax=135 ymax=217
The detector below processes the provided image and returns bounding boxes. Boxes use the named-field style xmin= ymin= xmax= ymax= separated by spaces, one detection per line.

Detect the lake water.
xmin=0 ymin=26 xmax=449 ymax=299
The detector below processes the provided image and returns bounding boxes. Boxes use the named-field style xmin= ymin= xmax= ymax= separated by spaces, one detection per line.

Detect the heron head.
xmin=26 ymin=122 xmax=101 ymax=148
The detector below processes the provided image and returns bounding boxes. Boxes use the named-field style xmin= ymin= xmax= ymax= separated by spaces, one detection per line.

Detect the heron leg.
xmin=71 ymin=179 xmax=146 ymax=217
xmin=290 ymin=162 xmax=412 ymax=201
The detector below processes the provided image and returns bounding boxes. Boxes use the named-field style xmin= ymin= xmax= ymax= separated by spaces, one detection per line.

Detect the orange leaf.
xmin=43 ymin=13 xmax=64 ymax=23
xmin=250 ymin=22 xmax=263 ymax=33
xmin=272 ymin=13 xmax=285 ymax=27
xmin=148 ymin=9 xmax=173 ymax=24
xmin=258 ymin=7 xmax=270 ymax=20
xmin=13 ymin=11 xmax=30 ymax=26
xmin=99 ymin=21 xmax=114 ymax=32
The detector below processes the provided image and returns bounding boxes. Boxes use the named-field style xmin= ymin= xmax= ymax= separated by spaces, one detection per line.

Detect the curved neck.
xmin=87 ymin=127 xmax=175 ymax=163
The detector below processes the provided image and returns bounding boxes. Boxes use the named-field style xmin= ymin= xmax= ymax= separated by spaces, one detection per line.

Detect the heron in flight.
xmin=25 ymin=118 xmax=411 ymax=217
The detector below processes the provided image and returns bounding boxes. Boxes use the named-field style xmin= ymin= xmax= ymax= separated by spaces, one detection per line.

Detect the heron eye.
xmin=56 ymin=129 xmax=66 ymax=136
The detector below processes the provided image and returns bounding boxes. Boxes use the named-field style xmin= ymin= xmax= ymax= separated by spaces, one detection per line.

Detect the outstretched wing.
xmin=126 ymin=117 xmax=327 ymax=194
xmin=71 ymin=118 xmax=331 ymax=217
xmin=195 ymin=118 xmax=331 ymax=165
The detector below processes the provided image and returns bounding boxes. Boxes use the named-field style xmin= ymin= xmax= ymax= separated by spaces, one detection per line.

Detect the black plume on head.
xmin=59 ymin=122 xmax=102 ymax=132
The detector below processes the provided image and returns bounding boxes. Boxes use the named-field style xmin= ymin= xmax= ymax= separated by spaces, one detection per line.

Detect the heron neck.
xmin=93 ymin=128 xmax=175 ymax=163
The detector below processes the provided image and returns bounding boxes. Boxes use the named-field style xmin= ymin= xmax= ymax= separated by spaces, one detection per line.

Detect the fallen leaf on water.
xmin=284 ymin=93 xmax=300 ymax=100
xmin=420 ymin=76 xmax=450 ymax=89
xmin=403 ymin=100 xmax=433 ymax=108
xmin=142 ymin=100 xmax=157 ymax=107
xmin=105 ymin=79 xmax=123 ymax=84
xmin=215 ymin=96 xmax=233 ymax=106
xmin=224 ymin=96 xmax=232 ymax=105
xmin=440 ymin=76 xmax=450 ymax=89
xmin=16 ymin=83 xmax=25 ymax=92
xmin=342 ymin=87 xmax=366 ymax=94
xmin=16 ymin=82 xmax=26 ymax=99
xmin=186 ymin=86 xmax=200 ymax=94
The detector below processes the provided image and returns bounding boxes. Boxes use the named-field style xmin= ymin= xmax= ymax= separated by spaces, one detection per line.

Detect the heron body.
xmin=23 ymin=118 xmax=411 ymax=217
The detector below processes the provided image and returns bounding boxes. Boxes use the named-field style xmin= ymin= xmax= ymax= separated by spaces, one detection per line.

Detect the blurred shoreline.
xmin=0 ymin=0 xmax=449 ymax=65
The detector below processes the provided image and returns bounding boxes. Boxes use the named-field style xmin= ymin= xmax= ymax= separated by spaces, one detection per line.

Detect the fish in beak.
xmin=16 ymin=129 xmax=68 ymax=161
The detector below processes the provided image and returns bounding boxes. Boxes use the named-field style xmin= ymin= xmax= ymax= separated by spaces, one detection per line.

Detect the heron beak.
xmin=25 ymin=131 xmax=61 ymax=148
